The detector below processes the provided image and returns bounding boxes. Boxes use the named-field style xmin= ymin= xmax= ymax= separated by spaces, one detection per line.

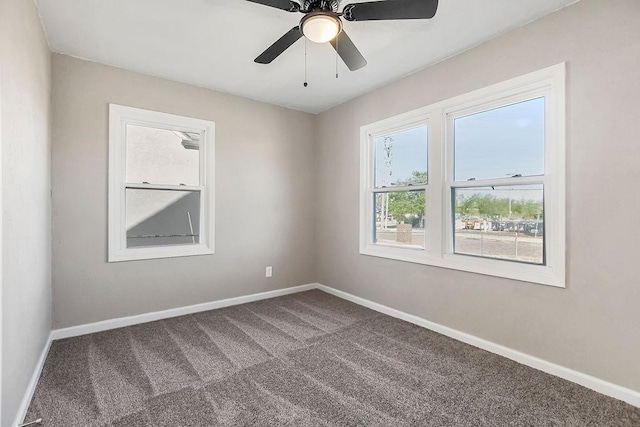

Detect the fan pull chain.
xmin=335 ymin=35 xmax=339 ymax=79
xmin=303 ymin=37 xmax=308 ymax=87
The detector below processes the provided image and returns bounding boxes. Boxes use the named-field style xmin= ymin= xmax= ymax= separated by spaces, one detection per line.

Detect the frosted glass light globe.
xmin=302 ymin=15 xmax=341 ymax=43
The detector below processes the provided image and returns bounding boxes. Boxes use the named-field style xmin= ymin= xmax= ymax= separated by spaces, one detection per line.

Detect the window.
xmin=109 ymin=105 xmax=215 ymax=262
xmin=450 ymin=98 xmax=545 ymax=265
xmin=360 ymin=64 xmax=565 ymax=287
xmin=373 ymin=125 xmax=428 ymax=249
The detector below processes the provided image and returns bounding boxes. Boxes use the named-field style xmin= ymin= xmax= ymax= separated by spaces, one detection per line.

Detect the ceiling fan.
xmin=249 ymin=0 xmax=439 ymax=71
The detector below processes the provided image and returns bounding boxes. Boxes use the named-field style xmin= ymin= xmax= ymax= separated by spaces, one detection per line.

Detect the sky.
xmin=454 ymin=97 xmax=545 ymax=181
xmin=374 ymin=97 xmax=545 ymax=200
xmin=374 ymin=126 xmax=427 ymax=187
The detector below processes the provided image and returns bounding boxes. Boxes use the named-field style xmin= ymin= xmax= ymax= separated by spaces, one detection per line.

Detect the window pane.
xmin=374 ymin=126 xmax=427 ymax=188
xmin=453 ymin=184 xmax=544 ymax=264
xmin=126 ymin=125 xmax=200 ymax=186
xmin=374 ymin=190 xmax=425 ymax=248
xmin=454 ymin=97 xmax=544 ymax=181
xmin=126 ymin=188 xmax=200 ymax=248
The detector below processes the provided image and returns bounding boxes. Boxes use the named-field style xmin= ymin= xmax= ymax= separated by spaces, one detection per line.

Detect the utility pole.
xmin=383 ymin=135 xmax=394 ymax=229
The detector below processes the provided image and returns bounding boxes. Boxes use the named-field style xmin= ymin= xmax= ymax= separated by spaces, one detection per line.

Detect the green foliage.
xmin=387 ymin=191 xmax=425 ymax=222
xmin=380 ymin=169 xmax=541 ymax=226
xmin=455 ymin=193 xmax=543 ymax=219
xmin=383 ymin=171 xmax=428 ymax=225
xmin=402 ymin=171 xmax=428 ymax=186
xmin=379 ymin=137 xmax=428 ymax=224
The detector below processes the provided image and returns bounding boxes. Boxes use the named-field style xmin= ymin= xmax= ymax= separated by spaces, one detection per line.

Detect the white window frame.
xmin=108 ymin=104 xmax=215 ymax=262
xmin=360 ymin=63 xmax=565 ymax=287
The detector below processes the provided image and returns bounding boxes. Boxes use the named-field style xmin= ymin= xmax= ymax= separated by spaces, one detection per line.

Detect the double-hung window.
xmin=368 ymin=120 xmax=429 ymax=249
xmin=360 ymin=64 xmax=565 ymax=287
xmin=108 ymin=105 xmax=215 ymax=262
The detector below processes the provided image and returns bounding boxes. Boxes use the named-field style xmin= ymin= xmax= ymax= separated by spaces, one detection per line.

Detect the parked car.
xmin=523 ymin=220 xmax=544 ymax=236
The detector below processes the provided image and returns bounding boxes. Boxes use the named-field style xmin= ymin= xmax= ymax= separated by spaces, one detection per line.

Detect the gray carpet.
xmin=24 ymin=290 xmax=640 ymax=426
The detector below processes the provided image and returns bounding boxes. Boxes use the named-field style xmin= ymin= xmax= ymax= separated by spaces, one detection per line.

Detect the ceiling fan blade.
xmin=255 ymin=27 xmax=303 ymax=64
xmin=246 ymin=0 xmax=300 ymax=12
xmin=342 ymin=0 xmax=438 ymax=21
xmin=330 ymin=30 xmax=367 ymax=71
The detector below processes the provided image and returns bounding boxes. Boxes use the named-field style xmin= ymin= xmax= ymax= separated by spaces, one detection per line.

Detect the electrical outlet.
xmin=265 ymin=266 xmax=273 ymax=278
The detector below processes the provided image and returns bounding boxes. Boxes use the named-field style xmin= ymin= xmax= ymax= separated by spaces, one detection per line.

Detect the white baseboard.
xmin=17 ymin=283 xmax=317 ymax=426
xmin=50 ymin=283 xmax=317 ymax=340
xmin=19 ymin=281 xmax=639 ymax=426
xmin=13 ymin=333 xmax=52 ymax=427
xmin=316 ymin=284 xmax=640 ymax=408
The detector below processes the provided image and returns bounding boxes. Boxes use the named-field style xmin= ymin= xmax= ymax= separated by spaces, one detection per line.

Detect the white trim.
xmin=315 ymin=284 xmax=640 ymax=408
xmin=50 ymin=283 xmax=318 ymax=340
xmin=13 ymin=333 xmax=53 ymax=427
xmin=17 ymin=282 xmax=640 ymax=424
xmin=18 ymin=284 xmax=317 ymax=424
xmin=108 ymin=104 xmax=215 ymax=262
xmin=359 ymin=63 xmax=566 ymax=288
xmin=359 ymin=112 xmax=430 ymax=257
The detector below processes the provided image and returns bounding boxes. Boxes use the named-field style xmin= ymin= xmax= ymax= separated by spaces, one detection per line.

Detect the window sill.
xmin=108 ymin=244 xmax=214 ymax=262
xmin=359 ymin=244 xmax=565 ymax=288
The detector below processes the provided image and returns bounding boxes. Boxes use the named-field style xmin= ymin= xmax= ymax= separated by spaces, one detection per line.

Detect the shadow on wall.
xmin=126 ymin=192 xmax=200 ymax=247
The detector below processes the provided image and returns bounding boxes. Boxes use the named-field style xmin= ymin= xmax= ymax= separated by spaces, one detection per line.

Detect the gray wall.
xmin=0 ymin=0 xmax=53 ymax=425
xmin=315 ymin=0 xmax=640 ymax=393
xmin=51 ymin=55 xmax=317 ymax=329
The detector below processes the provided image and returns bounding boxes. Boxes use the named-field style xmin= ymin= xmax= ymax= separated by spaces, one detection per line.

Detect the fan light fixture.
xmin=301 ymin=12 xmax=342 ymax=43
xmin=252 ymin=0 xmax=438 ymax=71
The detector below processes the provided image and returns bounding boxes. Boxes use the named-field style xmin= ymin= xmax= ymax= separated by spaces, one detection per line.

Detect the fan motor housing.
xmin=301 ymin=0 xmax=340 ymax=13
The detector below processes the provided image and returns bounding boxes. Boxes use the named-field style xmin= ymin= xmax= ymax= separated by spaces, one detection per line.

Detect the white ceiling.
xmin=36 ymin=0 xmax=579 ymax=113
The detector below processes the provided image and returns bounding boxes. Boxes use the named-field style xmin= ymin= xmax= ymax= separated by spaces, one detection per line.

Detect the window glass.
xmin=374 ymin=190 xmax=425 ymax=248
xmin=126 ymin=188 xmax=200 ymax=248
xmin=374 ymin=126 xmax=427 ymax=187
xmin=126 ymin=125 xmax=200 ymax=186
xmin=454 ymin=97 xmax=544 ymax=181
xmin=360 ymin=65 xmax=565 ymax=286
xmin=453 ymin=184 xmax=544 ymax=264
